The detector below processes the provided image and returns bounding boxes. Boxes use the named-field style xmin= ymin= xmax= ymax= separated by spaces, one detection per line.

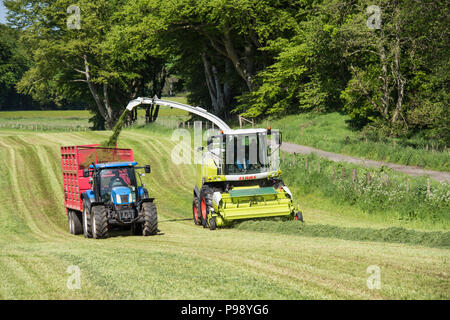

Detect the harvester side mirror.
xmin=83 ymin=169 xmax=89 ymax=178
xmin=145 ymin=165 xmax=151 ymax=173
xmin=197 ymin=146 xmax=204 ymax=152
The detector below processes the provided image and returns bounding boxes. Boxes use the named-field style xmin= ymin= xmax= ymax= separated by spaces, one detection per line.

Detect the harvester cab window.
xmin=224 ymin=133 xmax=269 ymax=175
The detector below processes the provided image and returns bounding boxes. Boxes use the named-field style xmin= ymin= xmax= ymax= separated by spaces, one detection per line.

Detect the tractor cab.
xmin=84 ymin=162 xmax=151 ymax=206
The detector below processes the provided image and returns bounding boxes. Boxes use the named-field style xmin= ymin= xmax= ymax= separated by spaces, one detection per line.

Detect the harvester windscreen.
xmin=224 ymin=133 xmax=270 ymax=175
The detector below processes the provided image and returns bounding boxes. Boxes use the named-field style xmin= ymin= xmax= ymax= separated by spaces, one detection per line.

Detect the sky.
xmin=0 ymin=1 xmax=7 ymax=24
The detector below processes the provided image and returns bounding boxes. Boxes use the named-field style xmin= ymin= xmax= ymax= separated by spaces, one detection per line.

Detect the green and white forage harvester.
xmin=126 ymin=97 xmax=303 ymax=230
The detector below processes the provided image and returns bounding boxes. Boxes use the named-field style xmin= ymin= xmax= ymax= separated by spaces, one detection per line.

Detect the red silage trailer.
xmin=60 ymin=144 xmax=134 ymax=214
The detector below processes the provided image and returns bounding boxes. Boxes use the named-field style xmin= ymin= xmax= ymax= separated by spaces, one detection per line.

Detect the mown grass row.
xmin=234 ymin=220 xmax=450 ymax=248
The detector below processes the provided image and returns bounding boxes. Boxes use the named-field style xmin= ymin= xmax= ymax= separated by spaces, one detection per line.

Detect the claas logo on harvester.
xmin=238 ymin=175 xmax=257 ymax=181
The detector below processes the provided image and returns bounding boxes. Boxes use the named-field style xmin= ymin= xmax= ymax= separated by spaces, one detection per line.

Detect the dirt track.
xmin=281 ymin=142 xmax=450 ymax=182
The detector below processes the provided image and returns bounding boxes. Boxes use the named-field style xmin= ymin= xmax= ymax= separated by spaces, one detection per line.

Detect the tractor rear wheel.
xmin=68 ymin=210 xmax=83 ymax=235
xmin=82 ymin=201 xmax=92 ymax=238
xmin=192 ymin=197 xmax=201 ymax=225
xmin=200 ymin=186 xmax=214 ymax=228
xmin=142 ymin=202 xmax=158 ymax=236
xmin=92 ymin=206 xmax=109 ymax=239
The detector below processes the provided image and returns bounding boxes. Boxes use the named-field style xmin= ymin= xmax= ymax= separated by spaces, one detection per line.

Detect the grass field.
xmin=0 ymin=126 xmax=449 ymax=299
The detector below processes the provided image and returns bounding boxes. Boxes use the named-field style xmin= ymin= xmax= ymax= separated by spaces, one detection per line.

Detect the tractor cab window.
xmin=99 ymin=167 xmax=137 ymax=202
xmin=224 ymin=133 xmax=270 ymax=175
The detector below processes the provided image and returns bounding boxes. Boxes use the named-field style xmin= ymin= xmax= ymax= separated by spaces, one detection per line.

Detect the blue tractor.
xmin=81 ymin=162 xmax=158 ymax=239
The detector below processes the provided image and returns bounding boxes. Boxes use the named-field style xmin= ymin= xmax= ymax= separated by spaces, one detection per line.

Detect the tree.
xmin=5 ymin=0 xmax=167 ymax=129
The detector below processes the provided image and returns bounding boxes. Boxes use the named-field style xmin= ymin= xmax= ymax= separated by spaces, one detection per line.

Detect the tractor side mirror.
xmin=83 ymin=169 xmax=89 ymax=178
xmin=197 ymin=146 xmax=204 ymax=152
xmin=145 ymin=165 xmax=151 ymax=174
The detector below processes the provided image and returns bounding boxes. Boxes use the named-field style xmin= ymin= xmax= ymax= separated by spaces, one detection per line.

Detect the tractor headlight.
xmin=129 ymin=193 xmax=132 ymax=203
xmin=115 ymin=194 xmax=121 ymax=204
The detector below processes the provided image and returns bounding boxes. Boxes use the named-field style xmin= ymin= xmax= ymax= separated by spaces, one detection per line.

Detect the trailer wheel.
xmin=92 ymin=205 xmax=109 ymax=239
xmin=69 ymin=210 xmax=83 ymax=235
xmin=142 ymin=202 xmax=158 ymax=236
xmin=192 ymin=197 xmax=201 ymax=225
xmin=209 ymin=217 xmax=217 ymax=230
xmin=82 ymin=201 xmax=92 ymax=238
xmin=200 ymin=186 xmax=214 ymax=228
xmin=295 ymin=211 xmax=304 ymax=222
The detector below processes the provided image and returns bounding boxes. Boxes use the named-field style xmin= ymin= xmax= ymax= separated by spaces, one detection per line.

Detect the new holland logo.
xmin=239 ymin=175 xmax=257 ymax=181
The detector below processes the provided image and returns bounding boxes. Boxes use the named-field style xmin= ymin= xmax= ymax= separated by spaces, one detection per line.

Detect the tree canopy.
xmin=1 ymin=0 xmax=448 ymax=142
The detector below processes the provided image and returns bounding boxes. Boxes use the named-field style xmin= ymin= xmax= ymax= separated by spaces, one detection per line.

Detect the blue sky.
xmin=0 ymin=1 xmax=7 ymax=24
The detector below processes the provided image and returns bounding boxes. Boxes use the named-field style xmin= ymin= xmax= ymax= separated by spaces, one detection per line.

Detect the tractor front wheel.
xmin=142 ymin=202 xmax=158 ymax=236
xmin=92 ymin=206 xmax=109 ymax=239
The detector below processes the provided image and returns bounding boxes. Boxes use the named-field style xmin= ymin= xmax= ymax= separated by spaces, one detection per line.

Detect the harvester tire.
xmin=142 ymin=202 xmax=158 ymax=236
xmin=209 ymin=217 xmax=217 ymax=230
xmin=82 ymin=201 xmax=92 ymax=238
xmin=92 ymin=205 xmax=109 ymax=239
xmin=200 ymin=186 xmax=214 ymax=228
xmin=192 ymin=197 xmax=201 ymax=225
xmin=69 ymin=210 xmax=83 ymax=235
xmin=295 ymin=211 xmax=304 ymax=222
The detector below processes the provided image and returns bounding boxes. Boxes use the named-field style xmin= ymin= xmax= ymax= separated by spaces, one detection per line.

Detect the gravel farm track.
xmin=0 ymin=129 xmax=448 ymax=299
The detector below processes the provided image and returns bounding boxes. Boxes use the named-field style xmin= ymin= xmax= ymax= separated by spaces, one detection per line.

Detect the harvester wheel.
xmin=295 ymin=211 xmax=304 ymax=222
xmin=68 ymin=210 xmax=83 ymax=235
xmin=192 ymin=197 xmax=201 ymax=225
xmin=92 ymin=205 xmax=109 ymax=239
xmin=142 ymin=202 xmax=158 ymax=236
xmin=209 ymin=217 xmax=217 ymax=230
xmin=82 ymin=201 xmax=92 ymax=238
xmin=200 ymin=186 xmax=214 ymax=228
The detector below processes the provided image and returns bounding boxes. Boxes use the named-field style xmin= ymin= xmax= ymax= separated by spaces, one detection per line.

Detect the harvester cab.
xmin=193 ymin=127 xmax=302 ymax=230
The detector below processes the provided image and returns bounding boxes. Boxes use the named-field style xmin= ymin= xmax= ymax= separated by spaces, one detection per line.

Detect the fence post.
xmin=292 ymin=153 xmax=296 ymax=166
xmin=333 ymin=165 xmax=336 ymax=181
xmin=317 ymin=161 xmax=320 ymax=173
xmin=367 ymin=172 xmax=371 ymax=184
xmin=427 ymin=179 xmax=431 ymax=195
xmin=406 ymin=177 xmax=409 ymax=193
xmin=342 ymin=167 xmax=346 ymax=179
xmin=305 ymin=158 xmax=308 ymax=170
xmin=352 ymin=168 xmax=357 ymax=183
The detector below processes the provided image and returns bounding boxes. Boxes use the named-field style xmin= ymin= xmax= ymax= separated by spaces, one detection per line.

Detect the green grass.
xmin=0 ymin=126 xmax=448 ymax=299
xmin=281 ymin=152 xmax=450 ymax=231
xmin=252 ymin=112 xmax=450 ymax=172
